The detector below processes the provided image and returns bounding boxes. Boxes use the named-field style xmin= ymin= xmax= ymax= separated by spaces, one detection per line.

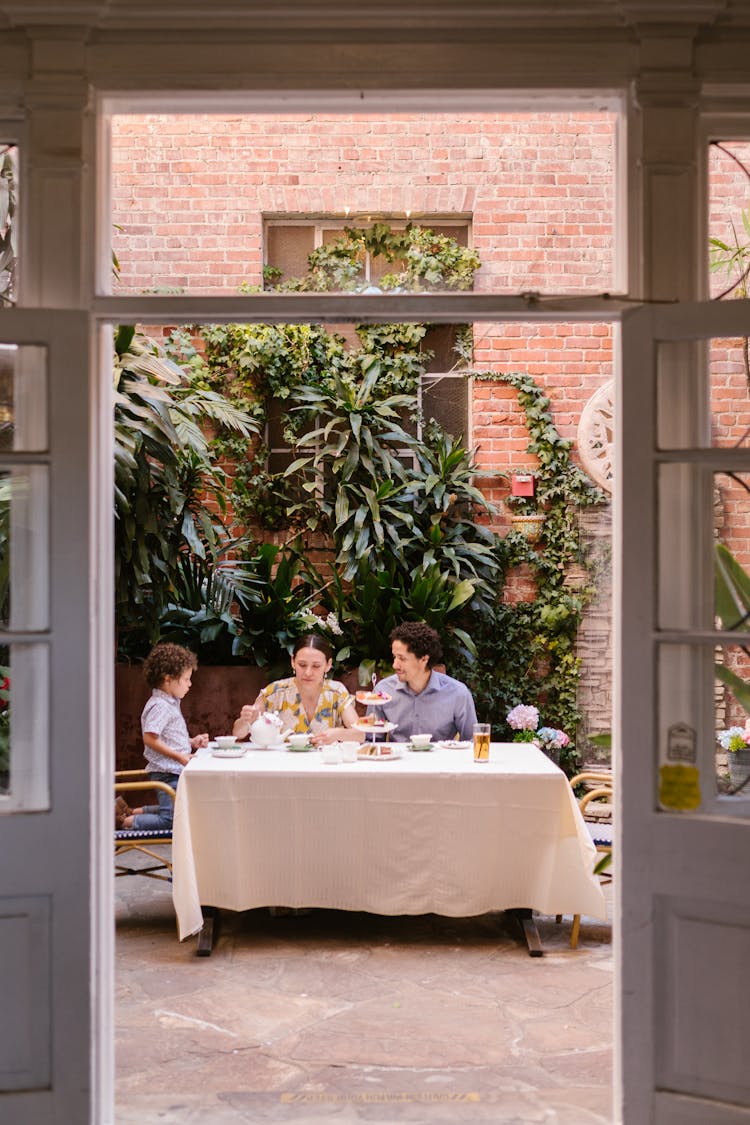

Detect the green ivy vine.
xmin=270 ymin=223 xmax=480 ymax=294
xmin=458 ymin=371 xmax=607 ymax=775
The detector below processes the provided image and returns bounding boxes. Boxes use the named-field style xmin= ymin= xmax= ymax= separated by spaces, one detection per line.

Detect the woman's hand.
xmin=310 ymin=726 xmax=364 ymax=746
xmin=309 ymin=728 xmax=334 ymax=747
xmin=233 ymin=704 xmax=260 ymax=740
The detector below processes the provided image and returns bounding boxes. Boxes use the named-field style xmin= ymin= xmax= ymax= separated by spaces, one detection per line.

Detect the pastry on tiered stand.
xmin=355 ymin=688 xmax=392 ymax=706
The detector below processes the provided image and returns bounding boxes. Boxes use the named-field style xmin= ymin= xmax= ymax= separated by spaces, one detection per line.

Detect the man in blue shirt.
xmin=373 ymin=622 xmax=478 ymax=742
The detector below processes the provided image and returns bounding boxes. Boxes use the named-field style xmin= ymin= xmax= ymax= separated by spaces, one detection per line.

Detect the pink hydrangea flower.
xmin=506 ymin=704 xmax=539 ymax=731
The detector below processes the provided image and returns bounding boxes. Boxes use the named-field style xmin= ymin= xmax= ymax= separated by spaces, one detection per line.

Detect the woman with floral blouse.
xmin=232 ymin=634 xmax=362 ymax=747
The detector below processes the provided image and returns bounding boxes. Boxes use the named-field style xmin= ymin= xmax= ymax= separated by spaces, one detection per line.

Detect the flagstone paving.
xmin=115 ymin=868 xmax=613 ymax=1124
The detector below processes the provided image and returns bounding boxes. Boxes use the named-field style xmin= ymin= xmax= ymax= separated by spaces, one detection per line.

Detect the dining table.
xmin=171 ymin=741 xmax=607 ymax=953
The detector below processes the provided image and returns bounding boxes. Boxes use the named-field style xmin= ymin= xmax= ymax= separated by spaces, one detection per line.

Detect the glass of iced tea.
xmin=473 ymin=723 xmax=491 ymax=762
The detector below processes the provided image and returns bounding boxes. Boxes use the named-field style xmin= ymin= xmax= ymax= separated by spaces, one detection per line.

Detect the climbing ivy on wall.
xmin=457 ymin=371 xmax=607 ymax=775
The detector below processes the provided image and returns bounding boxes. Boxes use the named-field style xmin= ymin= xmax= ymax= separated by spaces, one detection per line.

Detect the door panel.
xmin=0 ymin=310 xmax=112 ymax=1124
xmin=620 ymin=300 xmax=750 ymax=1123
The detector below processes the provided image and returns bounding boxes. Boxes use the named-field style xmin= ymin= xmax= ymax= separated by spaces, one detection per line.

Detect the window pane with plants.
xmin=0 ymin=344 xmax=48 ymax=453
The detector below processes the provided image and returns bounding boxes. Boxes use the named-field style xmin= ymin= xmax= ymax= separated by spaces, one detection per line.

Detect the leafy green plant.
xmin=113 ymin=325 xmax=259 ymax=654
xmin=269 ymin=224 xmax=480 ymax=295
xmin=284 ymin=360 xmax=420 ymax=574
xmin=709 ymin=186 xmax=750 ymax=385
xmin=232 ymin=539 xmax=321 ymax=672
xmin=456 ymin=372 xmax=607 ymax=775
xmin=310 ymin=552 xmax=478 ymax=680
xmin=151 ymin=532 xmax=258 ymax=664
xmin=714 ymin=541 xmax=750 ymax=713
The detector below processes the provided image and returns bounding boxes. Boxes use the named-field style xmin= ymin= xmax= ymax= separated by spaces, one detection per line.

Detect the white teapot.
xmin=250 ymin=711 xmax=285 ymax=748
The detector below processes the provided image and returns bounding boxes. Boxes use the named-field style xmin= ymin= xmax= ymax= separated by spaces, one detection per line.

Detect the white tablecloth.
xmin=171 ymin=742 xmax=607 ymax=940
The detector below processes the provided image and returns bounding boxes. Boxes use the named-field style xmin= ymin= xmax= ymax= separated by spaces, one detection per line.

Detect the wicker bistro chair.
xmin=558 ymin=770 xmax=614 ymax=948
xmin=114 ymin=770 xmax=176 ymax=882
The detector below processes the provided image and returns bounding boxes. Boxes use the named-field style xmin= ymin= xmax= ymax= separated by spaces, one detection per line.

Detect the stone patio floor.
xmin=115 ymin=864 xmax=613 ymax=1125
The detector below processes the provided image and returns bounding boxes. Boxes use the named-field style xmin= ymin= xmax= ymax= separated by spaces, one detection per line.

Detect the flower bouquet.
xmin=717 ymin=725 xmax=750 ymax=753
xmin=506 ymin=704 xmax=570 ymax=762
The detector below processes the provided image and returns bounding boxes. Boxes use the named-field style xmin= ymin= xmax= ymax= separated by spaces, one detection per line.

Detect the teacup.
xmin=214 ymin=735 xmax=238 ymax=748
xmin=288 ymin=733 xmax=309 ymax=749
xmin=410 ymin=733 xmax=432 ymax=749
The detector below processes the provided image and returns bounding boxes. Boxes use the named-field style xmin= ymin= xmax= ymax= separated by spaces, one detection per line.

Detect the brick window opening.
xmin=263 ymin=218 xmax=472 ymax=474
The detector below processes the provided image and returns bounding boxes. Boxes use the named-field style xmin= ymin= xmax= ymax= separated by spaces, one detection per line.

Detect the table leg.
xmin=508 ymin=908 xmax=544 ymax=957
xmin=196 ymin=906 xmax=219 ymax=956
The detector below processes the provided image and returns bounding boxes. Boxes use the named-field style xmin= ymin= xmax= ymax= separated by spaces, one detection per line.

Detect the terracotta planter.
xmin=510 ymin=513 xmax=545 ymax=541
xmin=115 ymin=663 xmax=268 ymax=773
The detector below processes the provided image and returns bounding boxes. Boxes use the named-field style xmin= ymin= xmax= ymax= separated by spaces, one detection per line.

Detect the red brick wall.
xmin=110 ymin=111 xmax=618 ymax=525
xmin=111 ymin=111 xmax=617 ymax=296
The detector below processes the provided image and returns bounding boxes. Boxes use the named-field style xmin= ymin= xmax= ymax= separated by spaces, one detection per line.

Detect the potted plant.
xmin=505 ymin=703 xmax=572 ymax=766
xmin=717 ymin=724 xmax=750 ymax=788
xmin=505 ymin=492 xmax=545 ymax=541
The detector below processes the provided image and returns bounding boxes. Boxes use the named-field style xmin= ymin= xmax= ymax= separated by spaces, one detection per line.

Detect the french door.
xmin=619 ymin=298 xmax=750 ymax=1123
xmin=0 ymin=310 xmax=113 ymax=1125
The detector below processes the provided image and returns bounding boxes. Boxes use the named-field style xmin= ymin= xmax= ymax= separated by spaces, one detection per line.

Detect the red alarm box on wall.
xmin=510 ymin=472 xmax=536 ymax=497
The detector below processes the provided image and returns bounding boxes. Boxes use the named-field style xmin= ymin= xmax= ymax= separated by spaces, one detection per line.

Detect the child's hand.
xmin=191 ymin=733 xmax=209 ymax=750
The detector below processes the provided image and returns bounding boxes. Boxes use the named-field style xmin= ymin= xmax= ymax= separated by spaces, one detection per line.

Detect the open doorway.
xmin=107 ymin=102 xmax=619 ymax=1119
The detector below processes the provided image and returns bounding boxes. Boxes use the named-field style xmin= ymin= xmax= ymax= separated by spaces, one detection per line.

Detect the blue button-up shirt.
xmin=372 ymin=670 xmax=477 ymax=742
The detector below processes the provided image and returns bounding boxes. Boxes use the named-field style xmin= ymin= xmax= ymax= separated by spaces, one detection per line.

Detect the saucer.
xmin=286 ymin=744 xmax=313 ymax=752
xmin=210 ymin=745 xmax=246 ymax=758
xmin=408 ymin=741 xmax=434 ymax=752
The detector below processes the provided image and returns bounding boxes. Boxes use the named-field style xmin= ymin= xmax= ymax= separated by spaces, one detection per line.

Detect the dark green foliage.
xmin=114 ymin=326 xmax=260 ymax=657
xmin=231 ymin=539 xmax=320 ymax=674
xmin=456 ymin=372 xmax=607 ymax=775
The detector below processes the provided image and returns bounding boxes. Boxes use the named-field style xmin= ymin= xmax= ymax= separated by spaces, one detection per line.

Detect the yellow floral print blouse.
xmin=259 ymin=677 xmax=354 ymax=734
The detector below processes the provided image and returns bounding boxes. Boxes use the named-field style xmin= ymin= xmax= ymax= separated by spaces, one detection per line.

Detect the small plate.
xmin=286 ymin=744 xmax=313 ymax=753
xmin=356 ymin=745 xmax=403 ymax=761
xmin=436 ymin=739 xmax=471 ymax=750
xmin=210 ymin=745 xmax=246 ymax=758
xmin=408 ymin=742 xmax=435 ymax=752
xmin=353 ymin=719 xmax=397 ymax=734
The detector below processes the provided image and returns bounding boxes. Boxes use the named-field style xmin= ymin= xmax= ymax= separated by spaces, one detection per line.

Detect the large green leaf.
xmin=715 ymin=542 xmax=750 ymax=631
xmin=715 ymin=662 xmax=750 ymax=715
xmin=447 ymin=578 xmax=475 ymax=612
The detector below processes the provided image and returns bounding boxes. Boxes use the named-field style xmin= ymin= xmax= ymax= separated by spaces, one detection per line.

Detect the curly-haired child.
xmin=116 ymin=643 xmax=208 ymax=830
